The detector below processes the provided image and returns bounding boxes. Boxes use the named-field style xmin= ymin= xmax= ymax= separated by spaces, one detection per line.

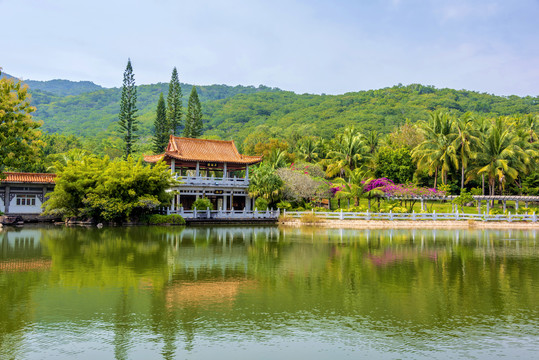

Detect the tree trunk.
xmin=368 ymin=198 xmax=371 ymax=211
xmin=461 ymin=159 xmax=465 ymax=190
xmin=434 ymin=167 xmax=438 ymax=188
xmin=482 ymin=174 xmax=485 ymax=195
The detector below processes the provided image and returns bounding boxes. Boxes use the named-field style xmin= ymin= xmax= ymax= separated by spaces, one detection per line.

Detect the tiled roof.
xmin=1 ymin=172 xmax=56 ymax=184
xmin=145 ymin=136 xmax=263 ymax=165
xmin=143 ymin=154 xmax=165 ymax=163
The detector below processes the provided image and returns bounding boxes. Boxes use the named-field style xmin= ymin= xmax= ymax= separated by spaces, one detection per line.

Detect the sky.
xmin=1 ymin=0 xmax=538 ymax=96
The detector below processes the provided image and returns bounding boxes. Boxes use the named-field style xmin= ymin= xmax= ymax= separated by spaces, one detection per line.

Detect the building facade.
xmin=0 ymin=172 xmax=56 ymax=215
xmin=144 ymin=136 xmax=262 ymax=211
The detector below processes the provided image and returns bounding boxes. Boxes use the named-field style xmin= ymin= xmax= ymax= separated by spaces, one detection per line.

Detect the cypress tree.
xmin=153 ymin=93 xmax=168 ymax=153
xmin=167 ymin=67 xmax=182 ymax=135
xmin=184 ymin=86 xmax=203 ymax=138
xmin=118 ymin=59 xmax=138 ymax=159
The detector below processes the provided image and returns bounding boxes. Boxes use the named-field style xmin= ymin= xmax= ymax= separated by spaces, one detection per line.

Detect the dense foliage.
xmin=0 ymin=69 xmax=42 ymax=177
xmin=21 ymin=79 xmax=539 ymax=158
xmin=43 ymin=156 xmax=175 ymax=222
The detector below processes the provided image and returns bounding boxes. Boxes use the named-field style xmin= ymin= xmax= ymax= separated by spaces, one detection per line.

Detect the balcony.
xmin=172 ymin=174 xmax=249 ymax=188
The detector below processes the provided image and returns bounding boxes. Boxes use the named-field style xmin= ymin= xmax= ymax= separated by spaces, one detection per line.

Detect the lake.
xmin=1 ymin=225 xmax=538 ymax=359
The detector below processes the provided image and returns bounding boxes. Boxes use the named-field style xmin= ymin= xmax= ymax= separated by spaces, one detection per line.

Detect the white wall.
xmin=6 ymin=196 xmax=44 ymax=214
xmin=0 ymin=196 xmax=4 ymax=213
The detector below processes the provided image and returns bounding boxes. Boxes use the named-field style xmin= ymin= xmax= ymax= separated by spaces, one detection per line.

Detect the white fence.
xmin=169 ymin=208 xmax=279 ymax=220
xmin=283 ymin=210 xmax=538 ymax=222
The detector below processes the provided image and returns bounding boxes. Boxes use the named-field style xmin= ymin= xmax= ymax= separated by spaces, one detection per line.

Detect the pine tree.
xmin=184 ymin=86 xmax=203 ymax=138
xmin=167 ymin=67 xmax=182 ymax=135
xmin=118 ymin=59 xmax=138 ymax=159
xmin=152 ymin=93 xmax=168 ymax=153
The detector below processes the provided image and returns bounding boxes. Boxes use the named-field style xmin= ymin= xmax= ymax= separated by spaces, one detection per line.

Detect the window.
xmin=16 ymin=195 xmax=36 ymax=206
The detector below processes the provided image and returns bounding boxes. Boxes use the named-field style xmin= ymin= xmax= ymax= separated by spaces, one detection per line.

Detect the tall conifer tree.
xmin=118 ymin=59 xmax=138 ymax=159
xmin=153 ymin=93 xmax=168 ymax=153
xmin=167 ymin=67 xmax=182 ymax=135
xmin=184 ymin=86 xmax=203 ymax=138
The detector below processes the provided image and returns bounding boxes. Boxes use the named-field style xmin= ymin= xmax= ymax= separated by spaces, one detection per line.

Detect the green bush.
xmin=276 ymin=201 xmax=292 ymax=210
xmin=145 ymin=214 xmax=186 ymax=225
xmin=192 ymin=197 xmax=213 ymax=210
xmin=255 ymin=197 xmax=268 ymax=210
xmin=470 ymin=187 xmax=482 ymax=196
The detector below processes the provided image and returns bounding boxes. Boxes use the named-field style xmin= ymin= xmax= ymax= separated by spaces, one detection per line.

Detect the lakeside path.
xmin=280 ymin=219 xmax=539 ymax=230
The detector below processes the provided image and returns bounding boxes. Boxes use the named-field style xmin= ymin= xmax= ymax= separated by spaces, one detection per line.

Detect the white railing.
xmin=173 ymin=174 xmax=249 ymax=187
xmin=169 ymin=207 xmax=280 ymax=220
xmin=282 ymin=210 xmax=538 ymax=222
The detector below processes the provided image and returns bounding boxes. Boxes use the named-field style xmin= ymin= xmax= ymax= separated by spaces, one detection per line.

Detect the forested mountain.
xmin=8 ymin=72 xmax=539 ymax=151
xmin=1 ymin=72 xmax=104 ymax=96
xmin=27 ymin=82 xmax=282 ymax=138
xmin=202 ymin=85 xmax=539 ymax=144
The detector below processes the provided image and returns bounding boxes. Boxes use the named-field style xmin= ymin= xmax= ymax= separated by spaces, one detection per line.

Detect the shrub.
xmin=470 ymin=187 xmax=482 ymax=196
xmin=300 ymin=213 xmax=322 ymax=224
xmin=192 ymin=197 xmax=213 ymax=210
xmin=279 ymin=214 xmax=294 ymax=223
xmin=276 ymin=201 xmax=292 ymax=210
xmin=255 ymin=197 xmax=269 ymax=210
xmin=145 ymin=214 xmax=186 ymax=225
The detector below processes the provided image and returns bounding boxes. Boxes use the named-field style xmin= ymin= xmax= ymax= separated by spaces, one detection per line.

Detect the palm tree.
xmin=325 ymin=127 xmax=368 ymax=178
xmin=248 ymin=164 xmax=283 ymax=206
xmin=265 ymin=148 xmax=288 ymax=170
xmin=452 ymin=113 xmax=480 ymax=190
xmin=468 ymin=117 xmax=529 ymax=196
xmin=412 ymin=111 xmax=458 ymax=187
xmin=297 ymin=137 xmax=320 ymax=163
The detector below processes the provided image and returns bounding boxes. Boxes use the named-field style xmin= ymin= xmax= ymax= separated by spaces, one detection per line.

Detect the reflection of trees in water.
xmin=1 ymin=226 xmax=538 ymax=358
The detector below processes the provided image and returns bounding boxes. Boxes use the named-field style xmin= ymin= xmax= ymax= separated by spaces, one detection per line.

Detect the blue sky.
xmin=1 ymin=0 xmax=538 ymax=96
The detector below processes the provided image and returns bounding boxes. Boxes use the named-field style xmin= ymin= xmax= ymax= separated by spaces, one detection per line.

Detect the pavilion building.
xmin=144 ymin=136 xmax=262 ymax=211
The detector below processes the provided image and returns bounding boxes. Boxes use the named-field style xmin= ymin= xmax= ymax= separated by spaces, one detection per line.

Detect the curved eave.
xmin=143 ymin=154 xmax=165 ymax=163
xmin=164 ymin=152 xmax=263 ymax=165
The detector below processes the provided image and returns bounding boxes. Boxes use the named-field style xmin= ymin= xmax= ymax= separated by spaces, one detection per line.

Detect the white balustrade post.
xmin=508 ymin=211 xmax=512 ymax=222
xmin=207 ymin=207 xmax=210 ymax=218
xmin=533 ymin=212 xmax=537 ymax=222
xmin=340 ymin=209 xmax=343 ymax=220
xmin=194 ymin=208 xmax=197 ymax=218
xmin=412 ymin=210 xmax=416 ymax=220
xmin=433 ymin=210 xmax=436 ymax=220
xmin=390 ymin=210 xmax=393 ymax=221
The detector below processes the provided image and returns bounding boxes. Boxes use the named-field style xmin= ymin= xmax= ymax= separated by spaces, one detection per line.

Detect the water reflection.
xmin=0 ymin=225 xmax=537 ymax=359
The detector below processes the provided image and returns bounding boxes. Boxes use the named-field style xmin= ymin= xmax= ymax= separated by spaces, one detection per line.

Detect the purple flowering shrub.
xmin=381 ymin=183 xmax=446 ymax=197
xmin=364 ymin=178 xmax=394 ymax=192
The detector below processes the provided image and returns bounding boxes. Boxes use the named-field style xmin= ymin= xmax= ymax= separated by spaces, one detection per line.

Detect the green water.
xmin=1 ymin=225 xmax=538 ymax=359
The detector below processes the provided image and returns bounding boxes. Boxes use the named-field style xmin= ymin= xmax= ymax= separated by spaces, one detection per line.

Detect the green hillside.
xmin=16 ymin=76 xmax=539 ymax=152
xmin=1 ymin=72 xmax=104 ymax=96
xmin=202 ymin=84 xmax=539 ymax=145
xmin=28 ymin=82 xmax=282 ymax=138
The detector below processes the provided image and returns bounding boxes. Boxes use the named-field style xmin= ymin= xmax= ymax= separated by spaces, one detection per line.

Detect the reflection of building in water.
xmin=161 ymin=227 xmax=278 ymax=277
xmin=0 ymin=229 xmax=50 ymax=271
